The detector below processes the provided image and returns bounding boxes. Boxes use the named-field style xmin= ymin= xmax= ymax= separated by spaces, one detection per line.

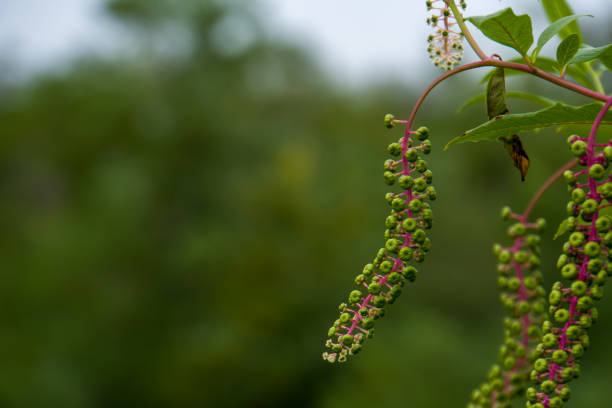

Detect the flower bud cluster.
xmin=468 ymin=208 xmax=547 ymax=408
xmin=322 ymin=121 xmax=435 ymax=363
xmin=526 ymin=136 xmax=612 ymax=408
xmin=425 ymin=0 xmax=466 ymax=70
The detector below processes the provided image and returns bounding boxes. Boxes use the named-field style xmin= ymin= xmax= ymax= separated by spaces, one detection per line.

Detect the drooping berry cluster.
xmin=322 ymin=116 xmax=435 ymax=363
xmin=468 ymin=208 xmax=547 ymax=408
xmin=526 ymin=136 xmax=612 ymax=408
xmin=425 ymin=0 xmax=466 ymax=70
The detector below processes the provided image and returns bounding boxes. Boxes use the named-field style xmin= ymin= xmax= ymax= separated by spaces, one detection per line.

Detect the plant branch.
xmin=521 ymin=159 xmax=578 ymax=221
xmin=406 ymin=57 xmax=609 ymax=131
xmin=444 ymin=0 xmax=487 ymax=61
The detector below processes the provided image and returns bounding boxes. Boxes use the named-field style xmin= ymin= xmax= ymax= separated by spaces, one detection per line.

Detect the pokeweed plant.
xmin=321 ymin=1 xmax=612 ymax=407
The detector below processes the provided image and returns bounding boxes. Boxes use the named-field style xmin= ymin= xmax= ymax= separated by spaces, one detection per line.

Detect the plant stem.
xmin=444 ymin=0 xmax=487 ymax=61
xmin=584 ymin=62 xmax=606 ymax=95
xmin=521 ymin=159 xmax=577 ymax=221
xmin=405 ymin=58 xmax=609 ymax=131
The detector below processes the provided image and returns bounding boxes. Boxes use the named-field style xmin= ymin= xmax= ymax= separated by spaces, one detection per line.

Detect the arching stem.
xmin=405 ymin=58 xmax=609 ymax=133
xmin=521 ymin=159 xmax=578 ymax=221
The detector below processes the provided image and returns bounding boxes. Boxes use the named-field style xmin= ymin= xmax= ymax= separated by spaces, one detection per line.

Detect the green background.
xmin=0 ymin=1 xmax=610 ymax=407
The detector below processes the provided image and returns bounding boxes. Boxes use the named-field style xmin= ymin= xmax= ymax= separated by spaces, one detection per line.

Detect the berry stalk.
xmin=527 ymin=98 xmax=612 ymax=408
xmin=322 ymin=122 xmax=436 ymax=363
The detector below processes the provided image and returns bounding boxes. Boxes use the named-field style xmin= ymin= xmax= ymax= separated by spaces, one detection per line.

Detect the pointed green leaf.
xmin=444 ymin=102 xmax=612 ymax=150
xmin=553 ymin=218 xmax=572 ymax=240
xmin=468 ymin=8 xmax=533 ymax=57
xmin=534 ymin=14 xmax=591 ymax=57
xmin=571 ymin=43 xmax=612 ymax=69
xmin=556 ymin=34 xmax=580 ymax=69
xmin=540 ymin=0 xmax=583 ymax=40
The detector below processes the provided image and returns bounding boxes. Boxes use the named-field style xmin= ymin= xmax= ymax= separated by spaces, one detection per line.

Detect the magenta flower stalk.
xmin=527 ymin=98 xmax=612 ymax=408
xmin=322 ymin=120 xmax=436 ymax=363
xmin=469 ymin=209 xmax=547 ymax=408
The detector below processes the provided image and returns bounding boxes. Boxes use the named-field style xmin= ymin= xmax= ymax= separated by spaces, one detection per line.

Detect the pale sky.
xmin=0 ymin=0 xmax=608 ymax=85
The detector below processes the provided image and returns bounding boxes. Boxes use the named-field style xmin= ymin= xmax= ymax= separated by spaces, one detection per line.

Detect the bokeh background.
xmin=0 ymin=1 xmax=611 ymax=407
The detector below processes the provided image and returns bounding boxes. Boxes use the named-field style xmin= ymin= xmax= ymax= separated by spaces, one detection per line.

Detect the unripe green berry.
xmin=584 ymin=241 xmax=600 ymax=258
xmin=414 ymin=177 xmax=427 ymax=192
xmin=555 ymin=308 xmax=570 ymax=323
xmin=399 ymin=246 xmax=413 ymax=261
xmin=392 ymin=198 xmax=406 ymax=211
xmin=559 ymin=386 xmax=571 ymax=401
xmin=567 ymin=134 xmax=580 ymax=146
xmin=526 ymin=387 xmax=538 ymax=402
xmin=402 ymin=266 xmax=418 ymax=281
xmin=408 ymin=199 xmax=422 ymax=212
xmin=385 ymin=238 xmax=401 ymax=253
xmin=388 ymin=143 xmax=402 ymax=156
xmin=341 ymin=334 xmax=354 ymax=345
xmin=398 ymin=175 xmax=414 ymax=189
xmin=591 ymin=284 xmax=604 ymax=300
xmin=569 ymin=232 xmax=585 ymax=247
xmin=541 ymin=379 xmax=556 ymax=394
xmin=601 ymin=182 xmax=612 ymax=199
xmin=596 ymin=215 xmax=611 ymax=232
xmin=571 ymin=140 xmax=587 ymax=156
xmin=403 ymin=218 xmax=417 ymax=231
xmin=562 ymin=170 xmax=576 ymax=185
xmin=384 ymin=171 xmax=396 ymax=185
xmin=412 ymin=229 xmax=426 ymax=244
xmin=571 ymin=188 xmax=586 ymax=203
xmin=604 ymin=145 xmax=612 ymax=160
xmin=373 ymin=295 xmax=386 ymax=307
xmin=514 ymin=250 xmax=528 ymax=263
xmin=405 ymin=148 xmax=419 ymax=162
xmin=582 ymin=199 xmax=598 ymax=215
xmin=500 ymin=206 xmax=512 ymax=220
xmin=552 ymin=349 xmax=568 ymax=364
xmin=534 ymin=358 xmax=548 ymax=373
xmin=561 ymin=263 xmax=577 ymax=279
xmin=350 ymin=285 xmax=364 ymax=300
xmin=415 ymin=159 xmax=428 ymax=173
xmin=571 ymin=280 xmax=587 ymax=296
xmin=542 ymin=333 xmax=557 ymax=348
xmin=384 ymin=113 xmax=395 ymax=128
xmin=549 ymin=397 xmax=563 ymax=408
xmin=416 ymin=126 xmax=429 ymax=140
xmin=571 ymin=343 xmax=584 ymax=357
xmin=589 ymin=163 xmax=606 ymax=180
xmin=549 ymin=290 xmax=562 ymax=305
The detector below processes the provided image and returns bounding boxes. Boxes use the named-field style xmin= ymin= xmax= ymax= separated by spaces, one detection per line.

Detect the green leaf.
xmin=534 ymin=14 xmax=591 ymax=57
xmin=553 ymin=218 xmax=572 ymax=240
xmin=468 ymin=8 xmax=533 ymax=57
xmin=556 ymin=34 xmax=580 ymax=69
xmin=444 ymin=102 xmax=612 ymax=150
xmin=457 ymin=91 xmax=555 ymax=113
xmin=480 ymin=57 xmax=594 ymax=89
xmin=540 ymin=0 xmax=583 ymax=40
xmin=486 ymin=68 xmax=509 ymax=119
xmin=571 ymin=44 xmax=612 ymax=68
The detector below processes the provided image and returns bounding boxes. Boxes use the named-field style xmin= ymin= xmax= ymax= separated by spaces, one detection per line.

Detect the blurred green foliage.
xmin=0 ymin=1 xmax=610 ymax=407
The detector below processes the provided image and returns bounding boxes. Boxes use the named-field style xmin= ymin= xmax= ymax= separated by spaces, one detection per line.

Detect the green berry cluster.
xmin=425 ymin=0 xmax=466 ymax=70
xmin=468 ymin=207 xmax=547 ymax=408
xmin=322 ymin=122 xmax=435 ymax=363
xmin=526 ymin=136 xmax=612 ymax=408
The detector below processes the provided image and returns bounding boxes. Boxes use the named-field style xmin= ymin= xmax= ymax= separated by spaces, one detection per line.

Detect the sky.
xmin=0 ymin=0 xmax=608 ymax=85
